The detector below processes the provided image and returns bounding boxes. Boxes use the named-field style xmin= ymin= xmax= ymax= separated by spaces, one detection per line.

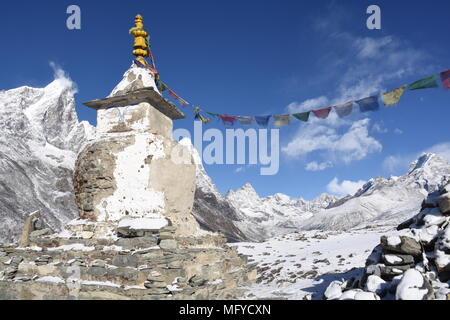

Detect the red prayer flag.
xmin=219 ymin=114 xmax=238 ymax=126
xmin=440 ymin=69 xmax=450 ymax=89
xmin=312 ymin=107 xmax=332 ymax=119
xmin=168 ymin=89 xmax=179 ymax=100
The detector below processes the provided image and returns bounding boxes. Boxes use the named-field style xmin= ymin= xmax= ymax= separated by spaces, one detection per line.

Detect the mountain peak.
xmin=408 ymin=153 xmax=448 ymax=173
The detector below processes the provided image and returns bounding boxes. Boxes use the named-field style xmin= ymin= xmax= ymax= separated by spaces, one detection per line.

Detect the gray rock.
xmin=112 ymin=255 xmax=138 ymax=268
xmin=159 ymin=239 xmax=178 ymax=250
xmin=380 ymin=236 xmax=422 ymax=257
xmin=438 ymin=194 xmax=450 ymax=215
xmin=379 ymin=265 xmax=411 ymax=280
xmin=381 ymin=254 xmax=415 ymax=266
xmin=115 ymin=236 xmax=158 ymax=250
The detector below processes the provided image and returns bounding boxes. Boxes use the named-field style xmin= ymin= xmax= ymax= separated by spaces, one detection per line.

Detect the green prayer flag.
xmin=206 ymin=112 xmax=220 ymax=118
xmin=408 ymin=75 xmax=439 ymax=90
xmin=158 ymin=81 xmax=168 ymax=92
xmin=292 ymin=112 xmax=310 ymax=122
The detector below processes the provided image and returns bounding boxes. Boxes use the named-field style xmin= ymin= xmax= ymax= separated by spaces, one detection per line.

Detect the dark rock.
xmin=380 ymin=236 xmax=422 ymax=257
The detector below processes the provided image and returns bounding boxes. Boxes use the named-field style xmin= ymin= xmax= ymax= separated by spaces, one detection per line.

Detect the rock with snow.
xmin=0 ymin=76 xmax=94 ymax=243
xmin=325 ymin=182 xmax=450 ymax=300
xmin=438 ymin=193 xmax=450 ymax=215
xmin=364 ymin=275 xmax=387 ymax=295
xmin=395 ymin=269 xmax=433 ymax=300
xmin=380 ymin=236 xmax=422 ymax=257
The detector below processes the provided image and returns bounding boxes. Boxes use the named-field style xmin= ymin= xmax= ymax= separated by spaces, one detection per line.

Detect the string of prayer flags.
xmin=334 ymin=102 xmax=353 ymax=118
xmin=356 ymin=96 xmax=380 ymax=113
xmin=440 ymin=70 xmax=450 ymax=89
xmin=237 ymin=116 xmax=254 ymax=125
xmin=293 ymin=111 xmax=310 ymax=122
xmin=381 ymin=85 xmax=407 ymax=107
xmin=273 ymin=115 xmax=291 ymax=127
xmin=220 ymin=114 xmax=238 ymax=126
xmin=255 ymin=115 xmax=272 ymax=127
xmin=312 ymin=107 xmax=332 ymax=119
xmin=408 ymin=75 xmax=439 ymax=90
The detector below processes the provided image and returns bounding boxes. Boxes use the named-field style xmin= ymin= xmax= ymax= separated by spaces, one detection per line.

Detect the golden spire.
xmin=130 ymin=14 xmax=149 ymax=63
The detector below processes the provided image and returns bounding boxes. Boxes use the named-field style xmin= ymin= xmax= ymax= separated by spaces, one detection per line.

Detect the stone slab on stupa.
xmin=83 ymin=87 xmax=185 ymax=120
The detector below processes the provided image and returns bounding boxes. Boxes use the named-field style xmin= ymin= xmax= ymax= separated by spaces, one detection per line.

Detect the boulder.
xmin=364 ymin=275 xmax=387 ymax=296
xmin=380 ymin=236 xmax=422 ymax=257
xmin=159 ymin=239 xmax=178 ymax=250
xmin=395 ymin=269 xmax=434 ymax=300
xmin=381 ymin=253 xmax=415 ymax=266
xmin=438 ymin=194 xmax=450 ymax=215
xmin=323 ymin=280 xmax=343 ymax=300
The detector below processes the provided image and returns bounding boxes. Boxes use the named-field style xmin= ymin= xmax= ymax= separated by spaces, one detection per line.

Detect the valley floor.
xmin=232 ymin=225 xmax=399 ymax=300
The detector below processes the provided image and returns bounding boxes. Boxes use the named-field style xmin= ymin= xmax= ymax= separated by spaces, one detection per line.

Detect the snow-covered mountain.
xmin=226 ymin=184 xmax=337 ymax=240
xmin=300 ymin=153 xmax=450 ymax=231
xmin=0 ymin=77 xmax=94 ymax=243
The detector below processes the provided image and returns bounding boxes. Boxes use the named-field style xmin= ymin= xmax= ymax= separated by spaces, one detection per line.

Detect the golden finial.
xmin=130 ymin=14 xmax=149 ymax=62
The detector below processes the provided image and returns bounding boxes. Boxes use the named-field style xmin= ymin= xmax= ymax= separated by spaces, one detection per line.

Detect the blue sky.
xmin=1 ymin=0 xmax=449 ymax=200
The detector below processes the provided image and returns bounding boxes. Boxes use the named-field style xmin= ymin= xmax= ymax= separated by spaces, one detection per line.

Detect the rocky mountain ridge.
xmin=0 ymin=78 xmax=94 ymax=243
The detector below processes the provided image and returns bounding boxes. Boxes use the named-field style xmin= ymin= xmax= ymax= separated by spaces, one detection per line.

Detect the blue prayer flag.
xmin=356 ymin=96 xmax=380 ymax=113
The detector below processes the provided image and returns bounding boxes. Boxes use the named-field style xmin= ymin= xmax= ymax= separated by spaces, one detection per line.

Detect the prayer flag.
xmin=178 ymin=97 xmax=189 ymax=107
xmin=381 ymin=86 xmax=407 ymax=106
xmin=206 ymin=111 xmax=220 ymax=118
xmin=255 ymin=115 xmax=272 ymax=127
xmin=292 ymin=112 xmax=310 ymax=122
xmin=158 ymin=81 xmax=168 ymax=92
xmin=168 ymin=89 xmax=179 ymax=100
xmin=440 ymin=70 xmax=450 ymax=89
xmin=312 ymin=107 xmax=332 ymax=119
xmin=408 ymin=75 xmax=439 ymax=90
xmin=220 ymin=114 xmax=238 ymax=126
xmin=237 ymin=116 xmax=254 ymax=125
xmin=333 ymin=102 xmax=353 ymax=118
xmin=356 ymin=96 xmax=380 ymax=113
xmin=273 ymin=115 xmax=291 ymax=127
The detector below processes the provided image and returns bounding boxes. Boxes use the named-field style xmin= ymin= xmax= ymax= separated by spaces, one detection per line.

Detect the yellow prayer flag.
xmin=381 ymin=85 xmax=407 ymax=107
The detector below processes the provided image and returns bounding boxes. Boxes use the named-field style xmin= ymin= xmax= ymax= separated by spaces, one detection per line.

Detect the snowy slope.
xmin=0 ymin=78 xmax=94 ymax=243
xmin=233 ymin=225 xmax=402 ymax=300
xmin=301 ymin=153 xmax=450 ymax=231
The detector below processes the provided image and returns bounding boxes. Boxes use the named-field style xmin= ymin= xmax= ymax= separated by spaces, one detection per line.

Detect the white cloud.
xmin=287 ymin=96 xmax=329 ymax=113
xmin=49 ymin=61 xmax=77 ymax=94
xmin=282 ymin=118 xmax=382 ymax=165
xmin=327 ymin=177 xmax=366 ymax=197
xmin=305 ymin=161 xmax=333 ymax=172
xmin=394 ymin=128 xmax=403 ymax=135
xmin=372 ymin=121 xmax=388 ymax=134
xmin=424 ymin=142 xmax=450 ymax=162
xmin=235 ymin=167 xmax=245 ymax=173
xmin=354 ymin=36 xmax=393 ymax=59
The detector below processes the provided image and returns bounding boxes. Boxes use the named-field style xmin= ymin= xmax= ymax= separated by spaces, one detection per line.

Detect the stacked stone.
xmin=0 ymin=216 xmax=256 ymax=300
xmin=324 ymin=181 xmax=450 ymax=300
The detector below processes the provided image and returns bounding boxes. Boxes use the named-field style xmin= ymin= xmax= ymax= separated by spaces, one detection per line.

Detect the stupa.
xmin=75 ymin=14 xmax=199 ymax=238
xmin=0 ymin=15 xmax=255 ymax=300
